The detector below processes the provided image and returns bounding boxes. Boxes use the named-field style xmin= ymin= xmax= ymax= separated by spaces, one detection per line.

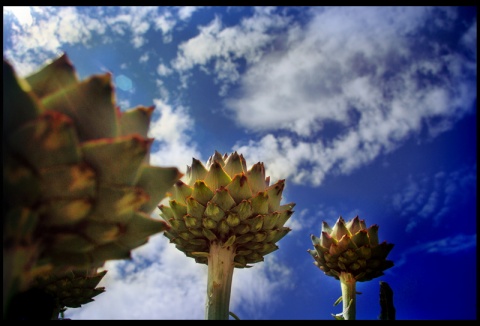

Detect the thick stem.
xmin=205 ymin=242 xmax=236 ymax=320
xmin=339 ymin=272 xmax=356 ymax=320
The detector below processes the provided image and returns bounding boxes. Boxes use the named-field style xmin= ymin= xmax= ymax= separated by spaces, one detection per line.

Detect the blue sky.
xmin=3 ymin=6 xmax=477 ymax=320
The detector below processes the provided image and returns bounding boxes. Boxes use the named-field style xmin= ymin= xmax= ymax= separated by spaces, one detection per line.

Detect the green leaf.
xmin=3 ymin=58 xmax=41 ymax=136
xmin=192 ymin=180 xmax=214 ymax=206
xmin=8 ymin=111 xmax=81 ymax=170
xmin=81 ymin=135 xmax=150 ymax=186
xmin=202 ymin=228 xmax=218 ymax=241
xmin=346 ymin=216 xmax=364 ymax=235
xmin=211 ymin=187 xmax=236 ymax=211
xmin=247 ymin=162 xmax=268 ymax=194
xmin=117 ymin=211 xmax=169 ymax=248
xmin=367 ymin=224 xmax=380 ymax=247
xmin=262 ymin=212 xmax=280 ymax=230
xmin=158 ymin=204 xmax=173 ymax=221
xmin=232 ymin=200 xmax=253 ymax=221
xmin=186 ymin=197 xmax=206 ymax=219
xmin=135 ymin=165 xmax=182 ymax=214
xmin=169 ymin=200 xmax=188 ymax=221
xmin=204 ymin=161 xmax=232 ymax=191
xmin=118 ymin=106 xmax=154 ymax=138
xmin=270 ymin=227 xmax=290 ymax=243
xmin=204 ymin=202 xmax=225 ymax=222
xmin=39 ymin=163 xmax=96 ymax=199
xmin=351 ymin=229 xmax=370 ymax=248
xmin=49 ymin=233 xmax=96 ymax=254
xmin=223 ymin=235 xmax=236 ymax=248
xmin=244 ymin=215 xmax=263 ymax=232
xmin=229 ymin=311 xmax=240 ymax=320
xmin=39 ymin=199 xmax=92 ymax=226
xmin=251 ymin=191 xmax=269 ymax=214
xmin=331 ymin=217 xmax=350 ymax=241
xmin=225 ymin=173 xmax=252 ymax=204
xmin=223 ymin=152 xmax=246 ymax=177
xmin=274 ymin=209 xmax=293 ymax=228
xmin=265 ymin=179 xmax=285 ymax=211
xmin=333 ymin=295 xmax=343 ymax=306
xmin=4 ymin=156 xmax=40 ymax=207
xmin=171 ymin=180 xmax=193 ymax=204
xmin=88 ymin=185 xmax=149 ymax=223
xmin=186 ymin=158 xmax=208 ymax=186
xmin=41 ymin=74 xmax=119 ymax=141
xmin=25 ymin=53 xmax=78 ymax=99
xmin=81 ymin=221 xmax=122 ymax=245
xmin=225 ymin=212 xmax=240 ymax=227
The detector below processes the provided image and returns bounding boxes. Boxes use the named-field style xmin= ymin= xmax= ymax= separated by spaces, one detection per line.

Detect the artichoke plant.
xmin=7 ymin=268 xmax=107 ymax=320
xmin=308 ymin=216 xmax=394 ymax=320
xmin=32 ymin=268 xmax=107 ymax=319
xmin=3 ymin=54 xmax=182 ymax=318
xmin=159 ymin=151 xmax=295 ymax=319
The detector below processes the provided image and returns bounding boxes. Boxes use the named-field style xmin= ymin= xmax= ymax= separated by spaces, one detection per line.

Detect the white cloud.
xmin=157 ymin=63 xmax=173 ymax=76
xmin=104 ymin=7 xmax=160 ymax=48
xmin=177 ymin=6 xmax=200 ymax=21
xmin=4 ymin=6 xmax=474 ymax=190
xmin=4 ymin=6 xmax=33 ymax=26
xmin=139 ymin=53 xmax=149 ymax=63
xmin=225 ymin=7 xmax=476 ymax=186
xmin=460 ymin=19 xmax=477 ymax=59
xmin=230 ymin=255 xmax=293 ymax=319
xmin=3 ymin=6 xmax=105 ymax=76
xmin=155 ymin=79 xmax=171 ymax=102
xmin=65 ymin=223 xmax=294 ymax=320
xmin=171 ymin=10 xmax=292 ymax=93
xmin=153 ymin=10 xmax=177 ymax=43
xmin=148 ymin=98 xmax=201 ymax=172
xmin=64 ymin=234 xmax=207 ymax=319
xmin=3 ymin=6 xmax=179 ymax=76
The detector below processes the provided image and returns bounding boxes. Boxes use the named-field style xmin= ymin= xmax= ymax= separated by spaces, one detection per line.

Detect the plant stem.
xmin=379 ymin=281 xmax=395 ymax=320
xmin=339 ymin=272 xmax=356 ymax=320
xmin=205 ymin=242 xmax=235 ymax=320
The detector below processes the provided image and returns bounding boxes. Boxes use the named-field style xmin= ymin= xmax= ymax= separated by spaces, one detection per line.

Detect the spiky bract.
xmin=159 ymin=151 xmax=295 ymax=268
xmin=309 ymin=216 xmax=394 ymax=282
xmin=3 ymin=54 xmax=182 ymax=314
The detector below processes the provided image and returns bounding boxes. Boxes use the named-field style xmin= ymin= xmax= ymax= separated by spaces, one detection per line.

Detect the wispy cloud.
xmin=157 ymin=63 xmax=173 ymax=76
xmin=171 ymin=8 xmax=292 ymax=95
xmin=5 ymin=8 xmax=474 ymax=191
xmin=3 ymin=6 xmax=183 ymax=75
xmin=176 ymin=6 xmax=201 ymax=21
xmin=225 ymin=7 xmax=477 ymax=186
xmin=395 ymin=233 xmax=477 ymax=268
xmin=3 ymin=6 xmax=107 ymax=76
xmin=392 ymin=164 xmax=477 ymax=232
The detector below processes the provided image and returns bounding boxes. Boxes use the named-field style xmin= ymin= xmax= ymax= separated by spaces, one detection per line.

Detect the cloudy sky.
xmin=3 ymin=6 xmax=477 ymax=320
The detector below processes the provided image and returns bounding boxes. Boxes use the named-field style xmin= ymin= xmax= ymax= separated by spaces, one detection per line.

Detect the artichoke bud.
xmin=310 ymin=216 xmax=394 ymax=282
xmin=3 ymin=53 xmax=182 ymax=308
xmin=160 ymin=151 xmax=295 ymax=268
xmin=29 ymin=268 xmax=107 ymax=315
